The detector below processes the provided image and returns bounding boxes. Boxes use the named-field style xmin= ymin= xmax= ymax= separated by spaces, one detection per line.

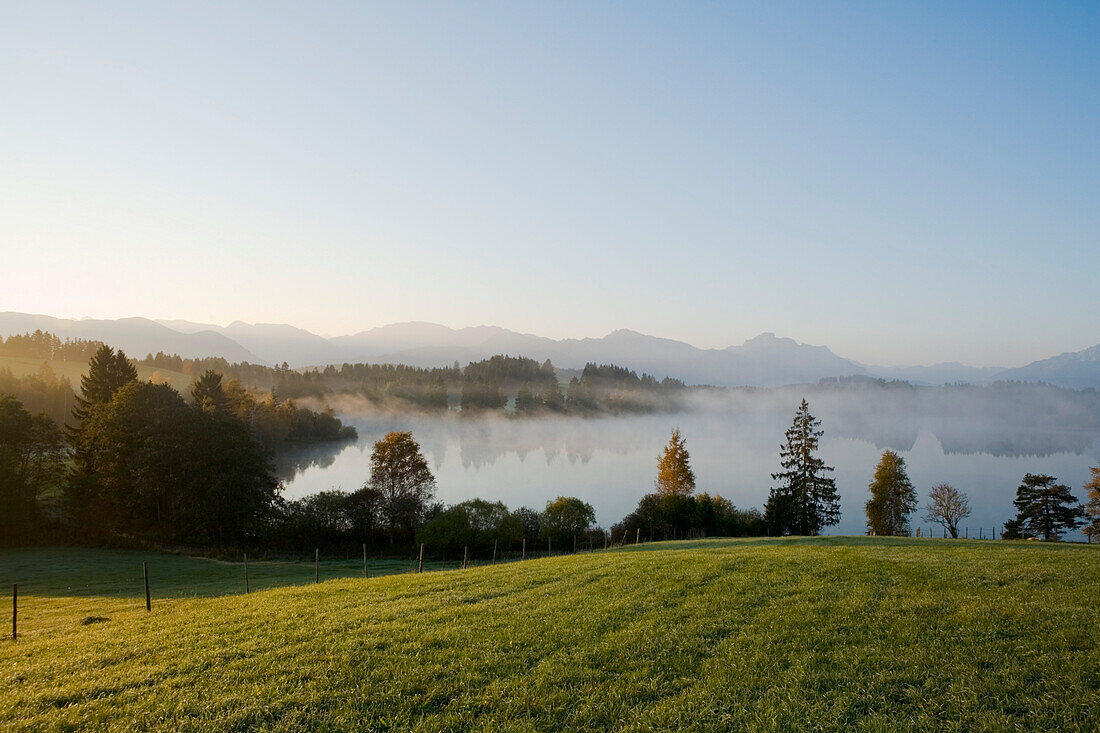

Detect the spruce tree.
xmin=764 ymin=399 xmax=840 ymax=536
xmin=191 ymin=370 xmax=230 ymax=413
xmin=864 ymin=450 xmax=917 ymax=536
xmin=514 ymin=384 xmax=537 ymax=415
xmin=66 ymin=345 xmax=138 ymax=444
xmin=655 ymin=427 xmax=695 ymax=496
xmin=1011 ymin=473 xmax=1082 ymax=541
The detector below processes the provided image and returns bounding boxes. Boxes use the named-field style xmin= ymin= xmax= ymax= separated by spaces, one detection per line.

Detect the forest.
xmin=138 ymin=351 xmax=688 ymax=415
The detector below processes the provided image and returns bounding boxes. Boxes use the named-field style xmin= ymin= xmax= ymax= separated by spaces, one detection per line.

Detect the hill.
xmin=997 ymin=343 xmax=1100 ymax=389
xmin=0 ymin=355 xmax=193 ymax=391
xmin=3 ymin=538 xmax=1099 ymax=731
xmin=0 ymin=313 xmax=260 ymax=364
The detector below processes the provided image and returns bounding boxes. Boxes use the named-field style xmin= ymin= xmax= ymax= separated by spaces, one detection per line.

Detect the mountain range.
xmin=2 ymin=312 xmax=1098 ymax=389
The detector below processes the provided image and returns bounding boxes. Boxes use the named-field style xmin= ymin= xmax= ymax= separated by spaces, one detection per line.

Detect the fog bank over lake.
xmin=282 ymin=389 xmax=1100 ymax=538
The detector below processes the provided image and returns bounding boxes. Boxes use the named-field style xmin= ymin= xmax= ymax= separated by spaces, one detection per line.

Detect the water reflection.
xmin=280 ymin=401 xmax=1099 ymax=538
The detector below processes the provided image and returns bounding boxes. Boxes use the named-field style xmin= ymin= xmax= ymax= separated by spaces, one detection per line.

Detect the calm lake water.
xmin=281 ymin=403 xmax=1100 ymax=539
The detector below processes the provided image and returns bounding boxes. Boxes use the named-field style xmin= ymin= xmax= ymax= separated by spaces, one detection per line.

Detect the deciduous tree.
xmin=367 ymin=431 xmax=436 ymax=542
xmin=923 ymin=483 xmax=971 ymax=539
xmin=540 ymin=496 xmax=595 ymax=547
xmin=1081 ymin=467 xmax=1100 ymax=543
xmin=865 ymin=450 xmax=917 ymax=536
xmin=0 ymin=395 xmax=65 ymax=544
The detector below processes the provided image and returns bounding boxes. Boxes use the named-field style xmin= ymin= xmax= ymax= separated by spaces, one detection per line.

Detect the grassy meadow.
xmin=2 ymin=537 xmax=1099 ymax=731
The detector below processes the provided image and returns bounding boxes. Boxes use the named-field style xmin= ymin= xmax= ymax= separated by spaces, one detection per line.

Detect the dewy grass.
xmin=2 ymin=538 xmax=1099 ymax=731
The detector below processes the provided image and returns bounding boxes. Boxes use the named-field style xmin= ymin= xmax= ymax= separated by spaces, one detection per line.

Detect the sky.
xmin=1 ymin=1 xmax=1097 ymax=367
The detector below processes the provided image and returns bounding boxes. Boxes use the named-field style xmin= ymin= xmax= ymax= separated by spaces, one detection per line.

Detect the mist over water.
xmin=282 ymin=393 xmax=1100 ymax=539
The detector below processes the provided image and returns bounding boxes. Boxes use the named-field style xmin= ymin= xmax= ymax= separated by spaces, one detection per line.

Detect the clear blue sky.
xmin=1 ymin=1 xmax=1096 ymax=366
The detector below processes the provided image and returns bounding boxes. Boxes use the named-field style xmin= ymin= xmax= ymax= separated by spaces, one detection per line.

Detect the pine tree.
xmin=1010 ymin=473 xmax=1083 ymax=541
xmin=864 ymin=450 xmax=917 ymax=536
xmin=764 ymin=399 xmax=840 ymax=536
xmin=655 ymin=427 xmax=695 ymax=496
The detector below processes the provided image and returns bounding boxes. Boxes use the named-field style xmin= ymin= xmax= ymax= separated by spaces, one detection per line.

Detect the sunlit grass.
xmin=0 ymin=355 xmax=193 ymax=390
xmin=3 ymin=538 xmax=1099 ymax=731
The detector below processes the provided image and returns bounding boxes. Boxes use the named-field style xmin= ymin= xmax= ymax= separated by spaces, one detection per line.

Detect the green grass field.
xmin=3 ymin=537 xmax=1099 ymax=731
xmin=0 ymin=355 xmax=193 ymax=390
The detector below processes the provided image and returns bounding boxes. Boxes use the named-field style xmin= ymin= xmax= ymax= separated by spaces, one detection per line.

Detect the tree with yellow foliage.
xmin=1083 ymin=466 xmax=1100 ymax=543
xmin=655 ymin=428 xmax=695 ymax=496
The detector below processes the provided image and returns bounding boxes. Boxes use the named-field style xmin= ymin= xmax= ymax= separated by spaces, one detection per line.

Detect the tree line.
xmin=0 ymin=330 xmax=104 ymax=362
xmin=615 ymin=399 xmax=1100 ymax=543
xmin=140 ymin=350 xmax=687 ymax=416
xmin=6 ymin=356 xmax=1099 ymax=552
xmin=0 ymin=344 xmax=355 ymax=546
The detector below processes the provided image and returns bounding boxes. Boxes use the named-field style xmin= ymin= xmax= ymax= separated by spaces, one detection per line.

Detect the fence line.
xmin=9 ymin=530 xmax=1044 ymax=639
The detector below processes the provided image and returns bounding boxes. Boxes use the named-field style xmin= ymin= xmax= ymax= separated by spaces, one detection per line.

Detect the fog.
xmin=283 ymin=384 xmax=1100 ymax=539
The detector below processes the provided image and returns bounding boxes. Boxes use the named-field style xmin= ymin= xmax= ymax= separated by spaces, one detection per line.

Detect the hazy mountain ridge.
xmin=0 ymin=313 xmax=260 ymax=363
xmin=994 ymin=344 xmax=1100 ymax=389
xmin=3 ymin=312 xmax=1097 ymax=389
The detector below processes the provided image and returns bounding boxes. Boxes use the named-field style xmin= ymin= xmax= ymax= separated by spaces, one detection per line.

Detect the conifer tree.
xmin=514 ymin=384 xmax=537 ymax=415
xmin=540 ymin=379 xmax=565 ymax=412
xmin=864 ymin=450 xmax=917 ymax=536
xmin=764 ymin=399 xmax=840 ymax=536
xmin=655 ymin=427 xmax=695 ymax=496
xmin=1010 ymin=473 xmax=1082 ymax=541
xmin=66 ymin=345 xmax=138 ymax=443
xmin=191 ymin=370 xmax=230 ymax=413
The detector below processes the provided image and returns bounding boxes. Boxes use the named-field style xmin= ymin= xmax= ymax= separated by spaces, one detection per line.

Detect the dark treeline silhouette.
xmin=0 ymin=330 xmax=104 ymax=362
xmin=139 ymin=350 xmax=688 ymax=416
xmin=0 ymin=344 xmax=355 ymax=548
xmin=612 ymin=493 xmax=764 ymax=540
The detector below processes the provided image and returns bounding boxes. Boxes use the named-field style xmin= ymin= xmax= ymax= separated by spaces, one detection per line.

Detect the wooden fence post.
xmin=418 ymin=544 xmax=425 ymax=573
xmin=492 ymin=540 xmax=497 ymax=564
xmin=463 ymin=546 xmax=469 ymax=570
xmin=636 ymin=528 xmax=640 ymax=545
xmin=522 ymin=538 xmax=526 ymax=560
xmin=143 ymin=562 xmax=151 ymax=612
xmin=11 ymin=584 xmax=16 ymax=640
xmin=244 ymin=553 xmax=249 ymax=593
xmin=315 ymin=549 xmax=319 ymax=583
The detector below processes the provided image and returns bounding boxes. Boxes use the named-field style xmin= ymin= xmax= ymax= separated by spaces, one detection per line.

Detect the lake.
xmin=281 ymin=395 xmax=1100 ymax=539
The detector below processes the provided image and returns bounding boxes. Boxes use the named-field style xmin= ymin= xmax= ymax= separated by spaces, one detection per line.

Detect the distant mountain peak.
xmin=739 ymin=332 xmax=807 ymax=351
